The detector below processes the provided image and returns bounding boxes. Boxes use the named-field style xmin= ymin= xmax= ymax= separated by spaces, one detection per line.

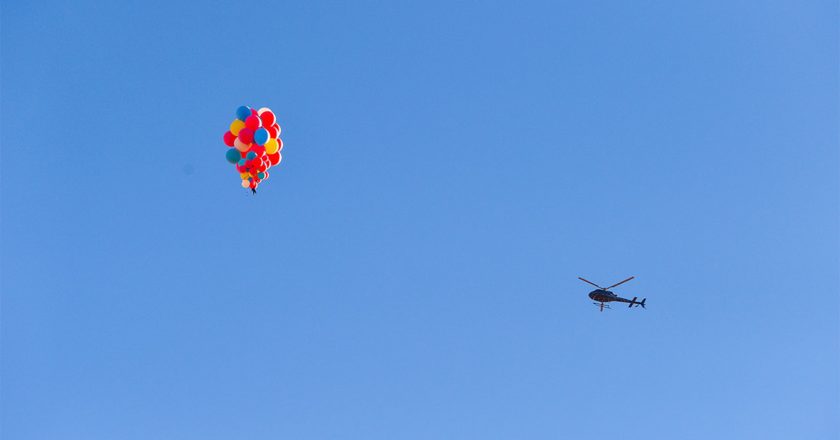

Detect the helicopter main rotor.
xmin=578 ymin=276 xmax=635 ymax=291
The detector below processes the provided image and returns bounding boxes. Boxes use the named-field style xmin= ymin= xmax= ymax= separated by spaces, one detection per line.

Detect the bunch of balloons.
xmin=222 ymin=105 xmax=283 ymax=192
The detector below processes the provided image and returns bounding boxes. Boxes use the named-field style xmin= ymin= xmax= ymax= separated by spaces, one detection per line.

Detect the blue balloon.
xmin=236 ymin=106 xmax=251 ymax=121
xmin=238 ymin=158 xmax=246 ymax=166
xmin=246 ymin=151 xmax=257 ymax=160
xmin=225 ymin=148 xmax=241 ymax=164
xmin=253 ymin=128 xmax=269 ymax=146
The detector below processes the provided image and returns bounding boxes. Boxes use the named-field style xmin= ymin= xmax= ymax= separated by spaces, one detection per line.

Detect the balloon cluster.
xmin=222 ymin=105 xmax=283 ymax=192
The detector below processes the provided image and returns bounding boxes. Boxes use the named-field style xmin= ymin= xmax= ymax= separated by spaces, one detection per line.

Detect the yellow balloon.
xmin=264 ymin=138 xmax=278 ymax=155
xmin=240 ymin=172 xmax=249 ymax=179
xmin=230 ymin=120 xmax=245 ymax=136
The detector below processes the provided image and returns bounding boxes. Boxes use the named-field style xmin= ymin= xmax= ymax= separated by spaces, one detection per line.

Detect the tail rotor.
xmin=628 ymin=297 xmax=647 ymax=309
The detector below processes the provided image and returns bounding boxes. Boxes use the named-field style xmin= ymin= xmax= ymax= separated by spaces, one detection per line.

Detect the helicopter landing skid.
xmin=593 ymin=302 xmax=611 ymax=312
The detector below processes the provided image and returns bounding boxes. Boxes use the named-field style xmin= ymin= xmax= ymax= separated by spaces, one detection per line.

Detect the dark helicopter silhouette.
xmin=578 ymin=276 xmax=646 ymax=312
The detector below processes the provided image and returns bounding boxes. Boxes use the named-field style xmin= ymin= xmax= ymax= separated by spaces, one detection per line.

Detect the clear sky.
xmin=2 ymin=1 xmax=838 ymax=439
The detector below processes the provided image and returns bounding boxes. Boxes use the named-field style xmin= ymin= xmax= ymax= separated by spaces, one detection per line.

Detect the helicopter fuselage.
xmin=588 ymin=289 xmax=634 ymax=304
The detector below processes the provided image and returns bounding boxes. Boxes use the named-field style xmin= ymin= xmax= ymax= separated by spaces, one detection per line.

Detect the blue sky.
xmin=2 ymin=1 xmax=837 ymax=439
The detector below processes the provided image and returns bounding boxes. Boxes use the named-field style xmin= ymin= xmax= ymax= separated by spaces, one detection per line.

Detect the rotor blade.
xmin=605 ymin=276 xmax=635 ymax=290
xmin=578 ymin=277 xmax=603 ymax=289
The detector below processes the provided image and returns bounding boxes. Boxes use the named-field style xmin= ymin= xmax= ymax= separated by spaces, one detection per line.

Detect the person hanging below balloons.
xmin=222 ymin=105 xmax=284 ymax=194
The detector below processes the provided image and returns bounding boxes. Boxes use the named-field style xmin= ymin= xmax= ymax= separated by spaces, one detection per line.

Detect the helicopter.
xmin=578 ymin=276 xmax=646 ymax=312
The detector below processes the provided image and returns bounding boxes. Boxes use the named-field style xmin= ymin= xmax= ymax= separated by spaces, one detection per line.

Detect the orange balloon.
xmin=234 ymin=138 xmax=249 ymax=152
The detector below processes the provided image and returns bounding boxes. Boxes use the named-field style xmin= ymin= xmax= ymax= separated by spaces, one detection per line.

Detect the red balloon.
xmin=251 ymin=108 xmax=258 ymax=117
xmin=263 ymin=171 xmax=270 ymax=180
xmin=268 ymin=152 xmax=281 ymax=166
xmin=223 ymin=131 xmax=236 ymax=146
xmin=236 ymin=164 xmax=247 ymax=173
xmin=238 ymin=128 xmax=254 ymax=144
xmin=245 ymin=115 xmax=261 ymax=130
xmin=276 ymin=138 xmax=283 ymax=152
xmin=250 ymin=180 xmax=257 ymax=189
xmin=251 ymin=144 xmax=265 ymax=156
xmin=259 ymin=110 xmax=275 ymax=127
xmin=265 ymin=125 xmax=278 ymax=139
